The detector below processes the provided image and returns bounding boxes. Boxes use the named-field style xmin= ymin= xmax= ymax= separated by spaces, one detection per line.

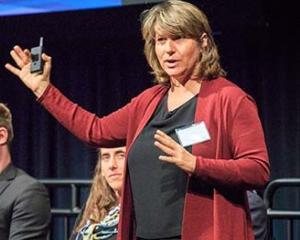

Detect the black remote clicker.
xmin=30 ymin=37 xmax=44 ymax=74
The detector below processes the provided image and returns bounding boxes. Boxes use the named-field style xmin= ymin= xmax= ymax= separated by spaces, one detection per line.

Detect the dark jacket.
xmin=0 ymin=164 xmax=51 ymax=240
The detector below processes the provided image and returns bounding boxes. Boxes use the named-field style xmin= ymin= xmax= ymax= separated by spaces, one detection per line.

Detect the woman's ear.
xmin=0 ymin=127 xmax=8 ymax=145
xmin=200 ymin=33 xmax=208 ymax=49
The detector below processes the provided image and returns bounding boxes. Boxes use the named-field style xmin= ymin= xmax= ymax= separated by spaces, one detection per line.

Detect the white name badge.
xmin=175 ymin=121 xmax=211 ymax=147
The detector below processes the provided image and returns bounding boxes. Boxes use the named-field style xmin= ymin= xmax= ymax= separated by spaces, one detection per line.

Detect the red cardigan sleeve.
xmin=194 ymin=94 xmax=270 ymax=190
xmin=37 ymin=84 xmax=129 ymax=147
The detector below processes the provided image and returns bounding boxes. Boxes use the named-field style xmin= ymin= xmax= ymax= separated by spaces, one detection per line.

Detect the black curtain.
xmin=0 ymin=1 xmax=299 ymax=239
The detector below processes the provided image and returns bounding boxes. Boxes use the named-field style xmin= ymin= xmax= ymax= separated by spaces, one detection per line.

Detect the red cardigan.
xmin=38 ymin=77 xmax=270 ymax=240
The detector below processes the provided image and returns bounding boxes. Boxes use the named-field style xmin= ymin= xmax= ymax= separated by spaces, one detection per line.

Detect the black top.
xmin=128 ymin=93 xmax=197 ymax=239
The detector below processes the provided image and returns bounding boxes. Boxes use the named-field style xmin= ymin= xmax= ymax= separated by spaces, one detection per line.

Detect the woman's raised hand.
xmin=5 ymin=45 xmax=52 ymax=98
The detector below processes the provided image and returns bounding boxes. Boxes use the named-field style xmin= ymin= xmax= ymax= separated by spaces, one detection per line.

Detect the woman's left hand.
xmin=154 ymin=129 xmax=196 ymax=174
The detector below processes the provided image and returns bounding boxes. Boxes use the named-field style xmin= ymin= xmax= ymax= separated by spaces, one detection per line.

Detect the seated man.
xmin=0 ymin=103 xmax=51 ymax=240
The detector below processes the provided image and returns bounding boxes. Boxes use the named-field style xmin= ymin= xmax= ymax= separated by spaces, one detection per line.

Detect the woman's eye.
xmin=156 ymin=37 xmax=166 ymax=42
xmin=173 ymin=36 xmax=183 ymax=41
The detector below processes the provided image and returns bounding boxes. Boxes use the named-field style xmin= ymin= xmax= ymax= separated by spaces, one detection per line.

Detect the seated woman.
xmin=70 ymin=147 xmax=126 ymax=240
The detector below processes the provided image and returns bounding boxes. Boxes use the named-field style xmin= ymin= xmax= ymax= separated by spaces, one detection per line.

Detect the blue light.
xmin=0 ymin=0 xmax=122 ymax=16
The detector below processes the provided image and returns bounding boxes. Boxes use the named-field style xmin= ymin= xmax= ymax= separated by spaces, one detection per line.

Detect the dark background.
xmin=0 ymin=0 xmax=299 ymax=239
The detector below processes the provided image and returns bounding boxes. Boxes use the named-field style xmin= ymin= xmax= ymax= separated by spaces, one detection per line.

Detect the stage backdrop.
xmin=0 ymin=0 xmax=299 ymax=239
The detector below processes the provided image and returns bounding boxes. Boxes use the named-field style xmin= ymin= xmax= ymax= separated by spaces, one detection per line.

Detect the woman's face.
xmin=100 ymin=147 xmax=126 ymax=193
xmin=154 ymin=25 xmax=205 ymax=82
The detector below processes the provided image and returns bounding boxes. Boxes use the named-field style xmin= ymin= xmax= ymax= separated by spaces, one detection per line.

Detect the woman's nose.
xmin=165 ymin=39 xmax=175 ymax=54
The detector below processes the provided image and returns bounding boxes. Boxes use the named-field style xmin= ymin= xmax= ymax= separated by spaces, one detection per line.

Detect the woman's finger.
xmin=10 ymin=50 xmax=25 ymax=68
xmin=13 ymin=45 xmax=30 ymax=64
xmin=154 ymin=140 xmax=174 ymax=156
xmin=24 ymin=49 xmax=31 ymax=58
xmin=154 ymin=130 xmax=178 ymax=149
xmin=42 ymin=53 xmax=52 ymax=76
xmin=158 ymin=155 xmax=174 ymax=163
xmin=4 ymin=63 xmax=20 ymax=77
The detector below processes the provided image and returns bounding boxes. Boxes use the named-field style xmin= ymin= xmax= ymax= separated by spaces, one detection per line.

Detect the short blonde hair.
xmin=141 ymin=0 xmax=226 ymax=85
xmin=0 ymin=103 xmax=14 ymax=144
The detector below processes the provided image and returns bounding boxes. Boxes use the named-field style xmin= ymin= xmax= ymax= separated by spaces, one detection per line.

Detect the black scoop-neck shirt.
xmin=127 ymin=93 xmax=197 ymax=239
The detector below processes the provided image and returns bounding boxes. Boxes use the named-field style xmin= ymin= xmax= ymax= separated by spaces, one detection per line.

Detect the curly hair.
xmin=141 ymin=0 xmax=226 ymax=85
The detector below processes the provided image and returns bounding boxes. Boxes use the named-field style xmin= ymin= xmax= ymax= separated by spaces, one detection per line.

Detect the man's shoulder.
xmin=0 ymin=166 xmax=49 ymax=217
xmin=14 ymin=167 xmax=39 ymax=184
xmin=10 ymin=168 xmax=47 ymax=195
xmin=10 ymin=168 xmax=50 ymax=217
